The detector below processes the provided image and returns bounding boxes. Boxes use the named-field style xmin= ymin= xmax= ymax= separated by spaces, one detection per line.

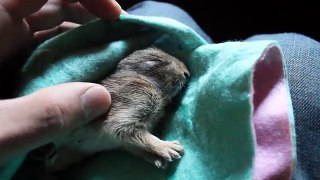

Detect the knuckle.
xmin=40 ymin=104 xmax=66 ymax=131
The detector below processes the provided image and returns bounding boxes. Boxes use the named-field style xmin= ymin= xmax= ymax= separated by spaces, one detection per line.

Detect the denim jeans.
xmin=128 ymin=1 xmax=320 ymax=180
xmin=127 ymin=1 xmax=213 ymax=43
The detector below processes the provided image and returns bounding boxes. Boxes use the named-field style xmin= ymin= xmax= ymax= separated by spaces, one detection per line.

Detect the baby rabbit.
xmin=29 ymin=46 xmax=190 ymax=171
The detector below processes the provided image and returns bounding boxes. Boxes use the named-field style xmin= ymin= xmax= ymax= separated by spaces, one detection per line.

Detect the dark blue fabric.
xmin=127 ymin=1 xmax=213 ymax=43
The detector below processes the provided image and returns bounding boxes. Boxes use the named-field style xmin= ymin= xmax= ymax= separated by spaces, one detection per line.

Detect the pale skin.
xmin=0 ymin=0 xmax=122 ymax=166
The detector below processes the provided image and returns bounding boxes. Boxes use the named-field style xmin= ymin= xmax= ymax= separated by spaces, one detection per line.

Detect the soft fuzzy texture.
xmin=252 ymin=46 xmax=294 ymax=180
xmin=0 ymin=15 xmax=296 ymax=180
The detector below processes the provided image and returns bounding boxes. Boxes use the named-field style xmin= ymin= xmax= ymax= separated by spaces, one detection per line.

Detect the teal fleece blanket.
xmin=0 ymin=15 xmax=295 ymax=180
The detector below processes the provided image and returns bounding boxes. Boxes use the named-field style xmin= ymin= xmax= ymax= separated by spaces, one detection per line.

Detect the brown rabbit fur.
xmin=30 ymin=46 xmax=190 ymax=171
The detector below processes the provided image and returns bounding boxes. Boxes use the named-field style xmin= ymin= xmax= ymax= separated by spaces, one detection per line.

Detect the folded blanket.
xmin=0 ymin=15 xmax=296 ymax=180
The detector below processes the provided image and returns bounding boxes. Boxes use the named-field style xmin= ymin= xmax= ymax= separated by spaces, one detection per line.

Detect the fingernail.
xmin=81 ymin=86 xmax=111 ymax=121
xmin=121 ymin=10 xmax=128 ymax=15
xmin=154 ymin=160 xmax=162 ymax=168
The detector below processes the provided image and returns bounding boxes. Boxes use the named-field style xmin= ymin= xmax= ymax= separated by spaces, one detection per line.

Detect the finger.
xmin=0 ymin=82 xmax=111 ymax=165
xmin=0 ymin=0 xmax=49 ymax=19
xmin=33 ymin=21 xmax=80 ymax=44
xmin=26 ymin=1 xmax=96 ymax=32
xmin=1 ymin=0 xmax=122 ymax=20
xmin=79 ymin=0 xmax=122 ymax=20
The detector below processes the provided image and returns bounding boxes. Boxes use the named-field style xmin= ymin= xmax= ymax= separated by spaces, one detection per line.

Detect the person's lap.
xmin=127 ymin=1 xmax=320 ymax=179
xmin=126 ymin=1 xmax=213 ymax=43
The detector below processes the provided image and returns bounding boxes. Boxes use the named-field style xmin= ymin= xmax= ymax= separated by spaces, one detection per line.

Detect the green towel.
xmin=0 ymin=15 xmax=295 ymax=180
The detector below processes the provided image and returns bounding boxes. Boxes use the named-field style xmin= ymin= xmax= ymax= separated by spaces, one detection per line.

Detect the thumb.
xmin=0 ymin=82 xmax=111 ymax=164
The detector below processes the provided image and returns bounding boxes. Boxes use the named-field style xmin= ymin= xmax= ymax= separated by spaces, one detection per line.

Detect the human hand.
xmin=0 ymin=0 xmax=122 ymax=62
xmin=0 ymin=0 xmax=120 ymax=165
xmin=0 ymin=83 xmax=111 ymax=165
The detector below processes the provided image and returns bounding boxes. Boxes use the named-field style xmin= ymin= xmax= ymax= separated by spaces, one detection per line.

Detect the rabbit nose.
xmin=183 ymin=71 xmax=190 ymax=79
